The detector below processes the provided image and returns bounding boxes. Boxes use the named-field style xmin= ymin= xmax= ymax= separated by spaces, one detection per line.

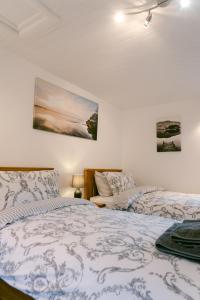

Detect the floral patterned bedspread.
xmin=0 ymin=198 xmax=199 ymax=300
xmin=129 ymin=188 xmax=200 ymax=220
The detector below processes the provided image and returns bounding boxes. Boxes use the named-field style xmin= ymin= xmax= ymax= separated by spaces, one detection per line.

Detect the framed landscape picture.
xmin=157 ymin=118 xmax=181 ymax=152
xmin=33 ymin=78 xmax=99 ymax=140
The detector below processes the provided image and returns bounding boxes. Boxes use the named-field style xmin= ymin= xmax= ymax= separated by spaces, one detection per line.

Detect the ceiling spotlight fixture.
xmin=144 ymin=10 xmax=153 ymax=27
xmin=115 ymin=0 xmax=171 ymax=27
xmin=114 ymin=11 xmax=126 ymax=23
xmin=180 ymin=0 xmax=191 ymax=8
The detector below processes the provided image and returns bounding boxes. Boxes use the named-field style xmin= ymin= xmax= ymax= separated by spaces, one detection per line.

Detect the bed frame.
xmin=84 ymin=168 xmax=122 ymax=200
xmin=0 ymin=166 xmax=54 ymax=300
xmin=0 ymin=167 xmax=54 ymax=171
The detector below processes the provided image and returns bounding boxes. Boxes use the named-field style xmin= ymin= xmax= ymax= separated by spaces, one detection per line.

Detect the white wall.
xmin=1 ymin=49 xmax=199 ymax=195
xmin=0 ymin=50 xmax=122 ymax=196
xmin=122 ymin=100 xmax=200 ymax=193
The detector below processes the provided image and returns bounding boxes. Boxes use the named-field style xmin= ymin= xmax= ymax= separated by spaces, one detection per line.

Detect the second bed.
xmin=84 ymin=168 xmax=200 ymax=221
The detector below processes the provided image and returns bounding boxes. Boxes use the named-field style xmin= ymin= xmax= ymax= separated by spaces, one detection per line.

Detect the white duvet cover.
xmin=129 ymin=187 xmax=200 ymax=220
xmin=0 ymin=197 xmax=199 ymax=300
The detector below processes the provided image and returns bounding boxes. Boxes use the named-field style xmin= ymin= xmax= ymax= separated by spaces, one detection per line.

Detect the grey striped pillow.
xmin=95 ymin=171 xmax=113 ymax=197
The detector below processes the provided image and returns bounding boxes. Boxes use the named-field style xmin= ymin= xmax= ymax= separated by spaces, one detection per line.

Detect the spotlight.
xmin=180 ymin=0 xmax=191 ymax=8
xmin=114 ymin=11 xmax=126 ymax=23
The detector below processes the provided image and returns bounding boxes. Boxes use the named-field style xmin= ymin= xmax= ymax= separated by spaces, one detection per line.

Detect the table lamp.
xmin=72 ymin=174 xmax=84 ymax=198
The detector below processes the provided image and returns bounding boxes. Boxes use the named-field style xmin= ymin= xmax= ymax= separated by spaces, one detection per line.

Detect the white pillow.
xmin=103 ymin=172 xmax=135 ymax=195
xmin=106 ymin=189 xmax=142 ymax=211
xmin=0 ymin=170 xmax=59 ymax=211
xmin=94 ymin=171 xmax=113 ymax=197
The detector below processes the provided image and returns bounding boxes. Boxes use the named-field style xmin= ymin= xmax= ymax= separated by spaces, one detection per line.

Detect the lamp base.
xmin=74 ymin=189 xmax=82 ymax=198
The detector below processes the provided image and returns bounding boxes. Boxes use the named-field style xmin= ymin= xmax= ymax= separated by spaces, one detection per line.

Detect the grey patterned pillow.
xmin=106 ymin=189 xmax=142 ymax=211
xmin=103 ymin=172 xmax=135 ymax=195
xmin=0 ymin=170 xmax=59 ymax=211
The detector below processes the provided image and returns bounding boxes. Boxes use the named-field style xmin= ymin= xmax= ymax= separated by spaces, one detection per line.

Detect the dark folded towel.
xmin=155 ymin=221 xmax=200 ymax=262
xmin=183 ymin=220 xmax=200 ymax=223
xmin=171 ymin=221 xmax=200 ymax=244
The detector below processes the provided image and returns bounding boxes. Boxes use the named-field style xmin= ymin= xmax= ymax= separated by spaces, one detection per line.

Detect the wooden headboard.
xmin=0 ymin=167 xmax=54 ymax=171
xmin=84 ymin=168 xmax=122 ymax=200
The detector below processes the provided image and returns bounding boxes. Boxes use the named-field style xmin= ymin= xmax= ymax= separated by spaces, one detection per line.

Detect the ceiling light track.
xmin=115 ymin=0 xmax=174 ymax=27
xmin=124 ymin=0 xmax=170 ymax=16
xmin=126 ymin=0 xmax=170 ymax=27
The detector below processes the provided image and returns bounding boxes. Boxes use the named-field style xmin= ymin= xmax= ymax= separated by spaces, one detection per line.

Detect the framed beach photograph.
xmin=157 ymin=118 xmax=181 ymax=152
xmin=33 ymin=78 xmax=99 ymax=140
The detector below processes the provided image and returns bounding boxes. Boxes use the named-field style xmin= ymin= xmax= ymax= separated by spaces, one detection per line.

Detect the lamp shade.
xmin=72 ymin=174 xmax=84 ymax=188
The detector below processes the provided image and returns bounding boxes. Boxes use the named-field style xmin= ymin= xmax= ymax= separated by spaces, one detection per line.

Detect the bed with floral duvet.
xmin=0 ymin=197 xmax=199 ymax=300
xmin=128 ymin=187 xmax=200 ymax=220
xmin=97 ymin=172 xmax=200 ymax=221
xmin=104 ymin=186 xmax=200 ymax=221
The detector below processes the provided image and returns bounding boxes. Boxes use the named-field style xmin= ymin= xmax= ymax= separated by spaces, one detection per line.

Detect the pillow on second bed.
xmin=103 ymin=172 xmax=135 ymax=195
xmin=94 ymin=171 xmax=136 ymax=210
xmin=0 ymin=170 xmax=59 ymax=211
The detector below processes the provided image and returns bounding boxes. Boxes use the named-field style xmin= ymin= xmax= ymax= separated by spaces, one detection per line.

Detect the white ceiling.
xmin=0 ymin=0 xmax=200 ymax=109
